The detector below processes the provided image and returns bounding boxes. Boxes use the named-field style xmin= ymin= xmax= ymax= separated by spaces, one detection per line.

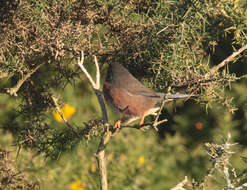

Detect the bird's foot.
xmin=137 ymin=115 xmax=147 ymax=131
xmin=113 ymin=120 xmax=122 ymax=130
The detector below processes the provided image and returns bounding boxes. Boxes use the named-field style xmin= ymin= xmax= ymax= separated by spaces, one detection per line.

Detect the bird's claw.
xmin=113 ymin=120 xmax=122 ymax=130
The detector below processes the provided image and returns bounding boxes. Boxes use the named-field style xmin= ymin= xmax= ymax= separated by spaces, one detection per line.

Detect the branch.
xmin=77 ymin=51 xmax=97 ymax=88
xmin=205 ymin=44 xmax=247 ymax=78
xmin=170 ymin=176 xmax=188 ymax=190
xmin=51 ymin=96 xmax=79 ymax=137
xmin=6 ymin=63 xmax=44 ymax=96
xmin=77 ymin=51 xmax=110 ymax=190
xmin=77 ymin=51 xmax=108 ymax=123
xmin=51 ymin=96 xmax=69 ymax=123
xmin=153 ymin=87 xmax=172 ymax=131
xmin=94 ymin=55 xmax=100 ymax=90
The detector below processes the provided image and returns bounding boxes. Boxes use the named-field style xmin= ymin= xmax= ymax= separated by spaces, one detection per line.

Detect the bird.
xmin=103 ymin=63 xmax=194 ymax=129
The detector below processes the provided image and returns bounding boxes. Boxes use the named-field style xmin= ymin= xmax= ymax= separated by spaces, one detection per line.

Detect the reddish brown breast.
xmin=103 ymin=82 xmax=159 ymax=117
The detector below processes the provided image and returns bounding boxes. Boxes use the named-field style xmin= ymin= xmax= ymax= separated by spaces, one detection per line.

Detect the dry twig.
xmin=170 ymin=176 xmax=188 ymax=190
xmin=205 ymin=44 xmax=247 ymax=78
xmin=50 ymin=96 xmax=79 ymax=137
xmin=6 ymin=63 xmax=44 ymax=96
xmin=153 ymin=87 xmax=172 ymax=131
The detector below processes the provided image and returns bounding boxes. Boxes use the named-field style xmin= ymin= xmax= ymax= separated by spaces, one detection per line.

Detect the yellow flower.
xmin=53 ymin=104 xmax=76 ymax=122
xmin=70 ymin=180 xmax=85 ymax=190
xmin=137 ymin=156 xmax=145 ymax=168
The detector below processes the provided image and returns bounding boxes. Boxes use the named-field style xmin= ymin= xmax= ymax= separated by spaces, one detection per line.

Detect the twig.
xmin=153 ymin=87 xmax=172 ymax=131
xmin=77 ymin=51 xmax=97 ymax=88
xmin=172 ymin=44 xmax=247 ymax=91
xmin=94 ymin=55 xmax=100 ymax=91
xmin=205 ymin=44 xmax=247 ymax=78
xmin=51 ymin=96 xmax=69 ymax=123
xmin=170 ymin=176 xmax=188 ymax=190
xmin=7 ymin=63 xmax=44 ymax=96
xmin=156 ymin=24 xmax=174 ymax=35
xmin=152 ymin=100 xmax=170 ymax=131
xmin=50 ymin=96 xmax=79 ymax=137
xmin=77 ymin=51 xmax=110 ymax=190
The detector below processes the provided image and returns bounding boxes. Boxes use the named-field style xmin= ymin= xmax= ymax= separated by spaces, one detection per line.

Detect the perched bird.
xmin=103 ymin=63 xmax=193 ymax=129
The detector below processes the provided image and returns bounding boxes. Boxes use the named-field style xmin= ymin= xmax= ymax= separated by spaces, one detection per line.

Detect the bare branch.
xmin=205 ymin=44 xmax=247 ymax=78
xmin=77 ymin=51 xmax=108 ymax=122
xmin=170 ymin=176 xmax=188 ymax=190
xmin=77 ymin=51 xmax=110 ymax=190
xmin=94 ymin=55 xmax=100 ymax=90
xmin=77 ymin=51 xmax=97 ymax=89
xmin=153 ymin=87 xmax=172 ymax=131
xmin=7 ymin=63 xmax=44 ymax=96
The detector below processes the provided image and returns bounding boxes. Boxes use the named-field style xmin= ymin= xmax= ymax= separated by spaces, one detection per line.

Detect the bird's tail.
xmin=167 ymin=93 xmax=195 ymax=99
xmin=157 ymin=92 xmax=198 ymax=99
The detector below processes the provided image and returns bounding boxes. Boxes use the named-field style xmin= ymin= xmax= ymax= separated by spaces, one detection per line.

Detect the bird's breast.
xmin=103 ymin=82 xmax=160 ymax=117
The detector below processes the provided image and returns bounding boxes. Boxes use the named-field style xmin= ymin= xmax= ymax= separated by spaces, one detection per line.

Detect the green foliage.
xmin=0 ymin=0 xmax=247 ymax=189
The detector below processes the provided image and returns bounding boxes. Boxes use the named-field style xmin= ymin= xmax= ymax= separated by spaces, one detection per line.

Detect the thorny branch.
xmin=205 ymin=44 xmax=247 ymax=78
xmin=172 ymin=44 xmax=247 ymax=92
xmin=6 ymin=63 xmax=45 ymax=96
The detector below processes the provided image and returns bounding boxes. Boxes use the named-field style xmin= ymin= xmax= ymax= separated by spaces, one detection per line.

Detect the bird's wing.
xmin=125 ymin=88 xmax=162 ymax=99
xmin=132 ymin=90 xmax=162 ymax=98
